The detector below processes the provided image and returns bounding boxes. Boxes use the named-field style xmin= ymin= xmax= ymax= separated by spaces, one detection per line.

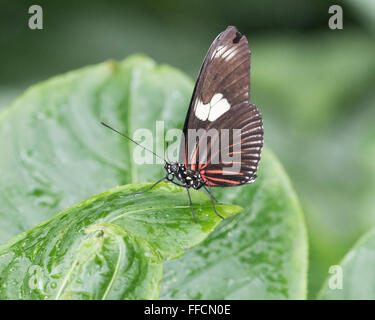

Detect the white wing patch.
xmin=194 ymin=93 xmax=230 ymax=122
xmin=211 ymin=45 xmax=227 ymax=60
xmin=221 ymin=46 xmax=237 ymax=61
xmin=195 ymin=100 xmax=210 ymax=121
xmin=224 ymin=48 xmax=238 ymax=61
xmin=208 ymin=98 xmax=230 ymax=121
xmin=210 ymin=45 xmax=238 ymax=61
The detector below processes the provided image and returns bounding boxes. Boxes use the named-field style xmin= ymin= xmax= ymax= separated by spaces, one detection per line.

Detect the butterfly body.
xmin=165 ymin=162 xmax=205 ymax=190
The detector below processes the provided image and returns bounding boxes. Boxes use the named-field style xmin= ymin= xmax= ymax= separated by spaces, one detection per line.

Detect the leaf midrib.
xmin=101 ymin=233 xmax=125 ymax=300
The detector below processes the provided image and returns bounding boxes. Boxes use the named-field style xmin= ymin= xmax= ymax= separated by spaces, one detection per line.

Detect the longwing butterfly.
xmin=102 ymin=26 xmax=263 ymax=222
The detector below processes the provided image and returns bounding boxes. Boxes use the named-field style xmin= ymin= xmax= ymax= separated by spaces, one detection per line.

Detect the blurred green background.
xmin=1 ymin=0 xmax=374 ymax=298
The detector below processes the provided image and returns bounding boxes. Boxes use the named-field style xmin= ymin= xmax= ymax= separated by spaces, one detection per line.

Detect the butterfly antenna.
xmin=100 ymin=122 xmax=166 ymax=163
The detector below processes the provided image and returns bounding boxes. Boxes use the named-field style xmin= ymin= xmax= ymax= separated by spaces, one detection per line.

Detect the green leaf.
xmin=0 ymin=55 xmax=307 ymax=299
xmin=0 ymin=55 xmax=192 ymax=243
xmin=0 ymin=183 xmax=241 ymax=299
xmin=318 ymin=227 xmax=375 ymax=300
xmin=160 ymin=148 xmax=308 ymax=299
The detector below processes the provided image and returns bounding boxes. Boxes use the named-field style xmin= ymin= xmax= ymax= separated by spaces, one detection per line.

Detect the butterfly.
xmin=102 ymin=26 xmax=263 ymax=222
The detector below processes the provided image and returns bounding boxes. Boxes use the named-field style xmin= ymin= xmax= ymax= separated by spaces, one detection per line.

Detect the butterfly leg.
xmin=185 ymin=186 xmax=197 ymax=224
xmin=132 ymin=177 xmax=166 ymax=195
xmin=203 ymin=183 xmax=219 ymax=203
xmin=203 ymin=186 xmax=224 ymax=220
xmin=169 ymin=180 xmax=186 ymax=188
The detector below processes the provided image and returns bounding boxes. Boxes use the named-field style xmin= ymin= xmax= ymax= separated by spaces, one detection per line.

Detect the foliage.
xmin=0 ymin=56 xmax=307 ymax=299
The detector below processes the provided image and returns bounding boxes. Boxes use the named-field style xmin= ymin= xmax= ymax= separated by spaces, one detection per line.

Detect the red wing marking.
xmin=199 ymin=162 xmax=208 ymax=170
xmin=198 ymin=162 xmax=205 ymax=170
xmin=223 ymin=141 xmax=242 ymax=151
xmin=204 ymin=179 xmax=217 ymax=186
xmin=203 ymin=176 xmax=241 ymax=184
xmin=205 ymin=170 xmax=244 ymax=175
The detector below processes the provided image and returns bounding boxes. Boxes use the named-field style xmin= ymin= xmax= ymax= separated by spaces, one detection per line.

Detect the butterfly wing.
xmin=181 ymin=26 xmax=251 ymax=134
xmin=199 ymin=102 xmax=263 ymax=186
xmin=180 ymin=26 xmax=263 ymax=187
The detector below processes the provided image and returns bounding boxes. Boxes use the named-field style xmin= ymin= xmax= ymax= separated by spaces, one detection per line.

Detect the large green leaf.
xmin=0 ymin=55 xmax=307 ymax=299
xmin=0 ymin=183 xmax=241 ymax=299
xmin=160 ymin=148 xmax=308 ymax=299
xmin=0 ymin=55 xmax=191 ymax=243
xmin=318 ymin=227 xmax=375 ymax=300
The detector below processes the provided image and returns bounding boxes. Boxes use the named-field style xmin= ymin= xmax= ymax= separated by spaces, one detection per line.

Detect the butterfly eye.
xmin=170 ymin=164 xmax=178 ymax=172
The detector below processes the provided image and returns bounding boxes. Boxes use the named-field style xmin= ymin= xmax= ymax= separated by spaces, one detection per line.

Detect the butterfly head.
xmin=165 ymin=162 xmax=180 ymax=175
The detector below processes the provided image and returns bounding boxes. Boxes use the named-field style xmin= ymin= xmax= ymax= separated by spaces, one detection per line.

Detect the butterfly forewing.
xmin=179 ymin=26 xmax=263 ymax=187
xmin=182 ymin=26 xmax=251 ymax=132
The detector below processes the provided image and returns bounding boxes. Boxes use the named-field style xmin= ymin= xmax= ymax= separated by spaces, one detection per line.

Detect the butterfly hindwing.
xmin=185 ymin=102 xmax=263 ymax=186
